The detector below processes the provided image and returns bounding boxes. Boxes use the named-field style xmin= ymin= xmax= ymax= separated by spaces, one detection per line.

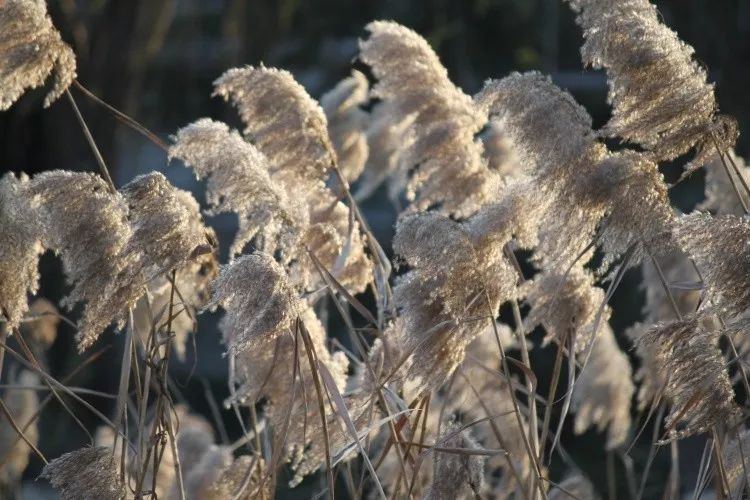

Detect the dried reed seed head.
xmin=475 ymin=72 xmax=608 ymax=269
xmin=699 ymin=150 xmax=750 ymax=216
xmin=213 ymin=65 xmax=332 ymax=192
xmin=572 ymin=324 xmax=634 ymax=449
xmin=0 ymin=0 xmax=76 ymax=109
xmin=214 ymin=68 xmax=372 ymax=293
xmin=548 ymin=473 xmax=600 ymax=500
xmin=360 ymin=21 xmax=498 ymax=217
xmin=169 ymin=118 xmax=306 ymax=259
xmin=638 ymin=314 xmax=739 ymax=441
xmin=0 ymin=172 xmax=43 ymax=329
xmin=208 ymin=252 xmax=300 ymax=356
xmin=40 ymin=446 xmax=125 ymax=500
xmin=723 ymin=429 xmax=750 ymax=498
xmin=673 ymin=212 xmax=750 ymax=318
xmin=301 ymin=194 xmax=373 ymax=294
xmin=464 ymin=179 xmax=545 ymax=250
xmin=475 ymin=71 xmax=601 ymax=189
xmin=205 ymin=455 xmax=270 ymax=499
xmin=567 ymin=0 xmax=725 ymax=166
xmin=626 ymin=321 xmax=665 ymax=410
xmin=0 ymin=370 xmax=40 ymax=489
xmin=321 ymin=70 xmax=371 ymax=182
xmin=121 ymin=172 xmax=214 ymax=283
xmin=424 ymin=422 xmax=486 ymax=500
xmin=523 ymin=265 xmax=608 ymax=354
xmin=588 ymin=150 xmax=675 ymax=272
xmin=29 ymin=170 xmax=134 ymax=350
xmin=392 ymin=211 xmax=518 ymax=395
xmin=19 ymin=297 xmax=59 ymax=349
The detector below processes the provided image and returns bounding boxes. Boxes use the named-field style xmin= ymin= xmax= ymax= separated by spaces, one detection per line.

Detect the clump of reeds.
xmin=2 ymin=0 xmax=750 ymax=498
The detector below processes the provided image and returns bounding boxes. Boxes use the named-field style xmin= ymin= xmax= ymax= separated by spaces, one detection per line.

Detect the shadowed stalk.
xmin=298 ymin=319 xmax=335 ymax=500
xmin=64 ymin=89 xmax=115 ymax=192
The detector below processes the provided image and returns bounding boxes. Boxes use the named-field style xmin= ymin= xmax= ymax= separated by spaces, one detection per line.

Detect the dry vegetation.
xmin=1 ymin=0 xmax=750 ymax=498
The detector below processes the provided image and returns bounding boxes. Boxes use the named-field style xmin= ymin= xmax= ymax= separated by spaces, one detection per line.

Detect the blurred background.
xmin=1 ymin=0 xmax=750 ymax=497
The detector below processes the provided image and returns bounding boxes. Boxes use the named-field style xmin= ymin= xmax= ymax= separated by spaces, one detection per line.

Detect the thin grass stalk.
xmin=64 ymin=89 xmax=115 ymax=192
xmin=390 ymin=395 xmax=427 ymax=498
xmin=72 ymin=80 xmax=169 ymax=151
xmin=14 ymin=330 xmax=93 ymax=442
xmin=0 ymin=327 xmax=7 ymax=385
xmin=668 ymin=439 xmax=680 ymax=499
xmin=690 ymin=439 xmax=713 ymax=500
xmin=636 ymin=402 xmax=667 ymax=500
xmin=112 ymin=308 xmax=135 ymax=462
xmin=607 ymin=449 xmax=617 ymax=500
xmin=712 ymin=429 xmax=730 ymax=499
xmin=298 ymin=319 xmax=335 ymax=500
xmin=308 ymin=250 xmax=411 ymax=486
xmin=505 ymin=244 xmax=541 ymax=473
xmin=485 ymin=293 xmax=547 ymax=500
xmin=0 ymin=347 xmax=109 ymax=469
xmin=0 ymin=396 xmax=47 ymax=464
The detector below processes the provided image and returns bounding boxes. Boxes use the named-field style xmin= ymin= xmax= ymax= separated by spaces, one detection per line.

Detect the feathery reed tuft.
xmin=637 ymin=314 xmax=739 ymax=441
xmin=673 ymin=212 xmax=750 ymax=318
xmin=208 ymin=252 xmax=300 ymax=357
xmin=29 ymin=170 xmax=133 ymax=350
xmin=40 ymin=446 xmax=125 ymax=500
xmin=391 ymin=211 xmax=517 ymax=395
xmin=120 ymin=172 xmax=214 ymax=282
xmin=0 ymin=0 xmax=76 ymax=109
xmin=169 ymin=118 xmax=305 ymax=259
xmin=424 ymin=423 xmax=486 ymax=500
xmin=360 ymin=21 xmax=498 ymax=216
xmin=213 ymin=65 xmax=332 ymax=189
xmin=523 ymin=265 xmax=607 ymax=354
xmin=567 ymin=0 xmax=732 ymax=168
xmin=213 ymin=65 xmax=372 ymax=293
xmin=0 ymin=173 xmax=43 ymax=330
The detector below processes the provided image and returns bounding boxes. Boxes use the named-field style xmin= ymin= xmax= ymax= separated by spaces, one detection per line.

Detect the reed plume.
xmin=567 ymin=0 xmax=734 ymax=169
xmin=40 ymin=446 xmax=124 ymax=500
xmin=29 ymin=171 xmax=133 ymax=350
xmin=0 ymin=0 xmax=76 ymax=109
xmin=424 ymin=423 xmax=486 ymax=500
xmin=360 ymin=21 xmax=499 ymax=217
xmin=214 ymin=65 xmax=372 ymax=293
xmin=476 ymin=71 xmax=607 ymax=268
xmin=637 ymin=314 xmax=739 ymax=441
xmin=673 ymin=212 xmax=750 ymax=318
xmin=169 ymin=118 xmax=304 ymax=259
xmin=0 ymin=173 xmax=43 ymax=330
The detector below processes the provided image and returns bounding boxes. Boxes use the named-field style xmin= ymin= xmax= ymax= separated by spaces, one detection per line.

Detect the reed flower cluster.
xmin=2 ymin=0 xmax=749 ymax=498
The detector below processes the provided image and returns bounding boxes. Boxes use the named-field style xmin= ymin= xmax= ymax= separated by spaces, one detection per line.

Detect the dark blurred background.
xmin=2 ymin=0 xmax=750 ymax=498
